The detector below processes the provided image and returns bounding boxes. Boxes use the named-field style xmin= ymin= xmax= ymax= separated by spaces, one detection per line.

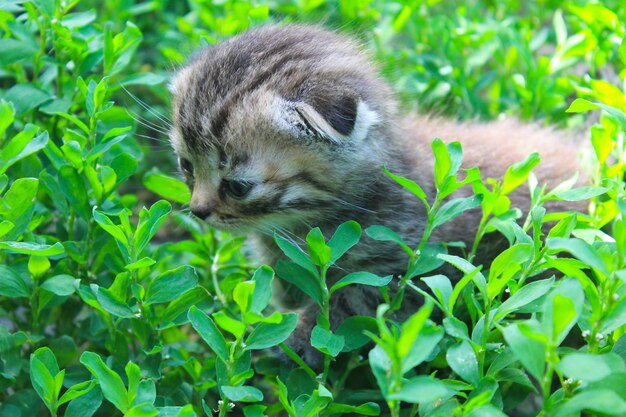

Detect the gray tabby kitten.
xmin=169 ymin=25 xmax=584 ymax=364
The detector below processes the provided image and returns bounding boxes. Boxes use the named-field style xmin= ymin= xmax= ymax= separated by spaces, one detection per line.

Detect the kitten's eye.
xmin=179 ymin=158 xmax=194 ymax=177
xmin=223 ymin=180 xmax=253 ymax=198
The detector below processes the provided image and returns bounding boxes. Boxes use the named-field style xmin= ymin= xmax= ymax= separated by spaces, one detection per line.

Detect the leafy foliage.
xmin=1 ymin=1 xmax=626 ymax=417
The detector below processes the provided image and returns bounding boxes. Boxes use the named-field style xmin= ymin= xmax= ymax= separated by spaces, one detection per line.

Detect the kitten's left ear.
xmin=284 ymin=92 xmax=380 ymax=144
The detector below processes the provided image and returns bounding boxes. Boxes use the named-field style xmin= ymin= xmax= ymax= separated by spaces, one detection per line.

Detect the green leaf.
xmin=557 ymin=353 xmax=626 ymax=383
xmin=306 ymin=227 xmax=331 ymax=266
xmin=65 ymin=385 xmax=103 ymax=417
xmin=487 ymin=244 xmax=533 ymax=299
xmin=566 ymin=99 xmax=626 ymax=129
xmin=0 ymin=265 xmax=29 ymax=298
xmin=118 ymin=72 xmax=167 ymax=87
xmin=326 ymin=402 xmax=380 ymax=416
xmin=126 ymin=361 xmax=141 ymax=407
xmin=221 ymin=386 xmax=264 ymax=402
xmin=368 ymin=345 xmax=392 ymax=397
xmin=59 ymin=166 xmax=90 ymax=220
xmin=432 ymin=138 xmax=452 ymax=188
xmin=365 ymin=225 xmax=413 ymax=255
xmin=143 ymin=170 xmax=191 ymax=204
xmin=3 ymin=84 xmax=51 ymax=115
xmin=0 ymin=39 xmax=38 ymax=65
xmin=310 ymin=325 xmax=344 ymax=357
xmin=135 ymin=380 xmax=156 ymax=408
xmin=93 ymin=208 xmax=131 ymax=258
xmin=110 ymin=153 xmax=138 ymax=185
xmin=327 ymin=220 xmax=361 ymax=263
xmin=0 ymin=128 xmax=48 ymax=175
xmin=124 ymin=403 xmax=159 ymax=417
xmin=544 ymin=292 xmax=581 ymax=346
xmin=407 ymin=243 xmax=446 ymax=278
xmin=403 ymin=323 xmax=444 ymax=372
xmin=0 ymin=220 xmax=14 ymax=239
xmin=273 ymin=234 xmax=317 ymax=274
xmin=0 ymin=100 xmax=14 ymax=138
xmin=30 ymin=358 xmax=56 ymax=410
xmin=31 ymin=0 xmax=55 ymax=16
xmin=335 ymin=316 xmax=378 ymax=352
xmin=160 ymin=287 xmax=211 ymax=328
xmin=387 ymin=376 xmax=453 ymax=403
xmin=446 ymin=340 xmax=479 ymax=385
xmin=86 ymin=133 xmax=130 ymax=163
xmin=546 ymin=238 xmax=608 ymax=277
xmin=188 ymin=306 xmax=229 ymax=363
xmin=495 ymin=277 xmax=554 ymax=320
xmin=501 ymin=152 xmax=540 ymax=195
xmin=30 ymin=348 xmax=60 ymax=410
xmin=502 ymin=320 xmax=546 ymax=382
xmin=213 ymin=311 xmax=246 ymax=339
xmin=553 ymin=389 xmax=626 ymax=417
xmin=432 ymin=195 xmax=482 ymax=230
xmin=275 ymin=260 xmax=323 ymax=306
xmin=398 ymin=301 xmax=433 ymax=358
xmin=0 ymin=241 xmax=65 ymax=257
xmin=234 ymin=281 xmax=255 ymax=315
xmin=421 ymin=275 xmax=453 ymax=313
xmin=29 ymin=256 xmax=50 ymax=278
xmin=466 ymin=405 xmax=508 ymax=417
xmin=245 ymin=313 xmax=297 ymax=350
xmin=250 ymin=266 xmax=274 ymax=313
xmin=242 ymin=405 xmax=266 ymax=417
xmin=384 ymin=167 xmax=429 ymax=209
xmin=40 ymin=275 xmax=79 ymax=296
xmin=330 ymin=272 xmax=392 ymax=294
xmin=93 ymin=285 xmax=135 ymax=318
xmin=553 ymin=186 xmax=609 ymax=201
xmin=602 ymin=297 xmax=626 ymax=334
xmin=444 ymin=317 xmax=470 ymax=340
xmin=134 ymin=200 xmax=172 ymax=255
xmin=125 ymin=257 xmax=156 ymax=271
xmin=145 ymin=266 xmax=198 ymax=305
xmin=565 ymin=98 xmax=600 ymax=113
xmin=80 ymin=352 xmax=129 ymax=413
xmin=58 ymin=380 xmax=97 ymax=406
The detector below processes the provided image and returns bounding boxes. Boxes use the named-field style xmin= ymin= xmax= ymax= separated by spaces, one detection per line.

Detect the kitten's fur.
xmin=169 ymin=25 xmax=585 ymax=364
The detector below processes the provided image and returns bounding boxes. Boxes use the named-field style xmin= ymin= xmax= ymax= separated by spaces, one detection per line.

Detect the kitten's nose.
xmin=190 ymin=205 xmax=212 ymax=220
xmin=190 ymin=187 xmax=216 ymax=220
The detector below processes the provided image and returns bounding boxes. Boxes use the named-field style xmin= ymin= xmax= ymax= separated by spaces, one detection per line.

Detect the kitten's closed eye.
xmin=222 ymin=179 xmax=254 ymax=198
xmin=179 ymin=158 xmax=194 ymax=177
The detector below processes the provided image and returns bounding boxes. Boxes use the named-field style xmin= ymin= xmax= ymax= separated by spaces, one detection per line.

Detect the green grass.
xmin=1 ymin=1 xmax=626 ymax=417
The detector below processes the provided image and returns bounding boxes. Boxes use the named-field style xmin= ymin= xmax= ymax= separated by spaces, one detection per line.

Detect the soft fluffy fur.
xmin=169 ymin=25 xmax=585 ymax=364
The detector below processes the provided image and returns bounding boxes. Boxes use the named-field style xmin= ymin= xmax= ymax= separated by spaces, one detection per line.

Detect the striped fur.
xmin=169 ymin=25 xmax=587 ymax=365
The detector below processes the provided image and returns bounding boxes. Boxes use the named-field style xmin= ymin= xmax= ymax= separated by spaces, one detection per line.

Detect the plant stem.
xmin=278 ymin=343 xmax=317 ymax=381
xmin=320 ymin=265 xmax=332 ymax=384
xmin=469 ymin=211 xmax=489 ymax=262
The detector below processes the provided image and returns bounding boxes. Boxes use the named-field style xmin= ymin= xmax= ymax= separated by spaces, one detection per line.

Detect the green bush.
xmin=1 ymin=1 xmax=626 ymax=417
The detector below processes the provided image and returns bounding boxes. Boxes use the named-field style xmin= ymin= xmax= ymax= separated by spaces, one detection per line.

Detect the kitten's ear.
xmin=285 ymin=94 xmax=380 ymax=144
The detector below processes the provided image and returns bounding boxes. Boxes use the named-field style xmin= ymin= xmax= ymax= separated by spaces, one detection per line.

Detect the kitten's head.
xmin=169 ymin=25 xmax=397 ymax=232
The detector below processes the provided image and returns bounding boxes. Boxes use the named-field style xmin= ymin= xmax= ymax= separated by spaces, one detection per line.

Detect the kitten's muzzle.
xmin=190 ymin=205 xmax=212 ymax=220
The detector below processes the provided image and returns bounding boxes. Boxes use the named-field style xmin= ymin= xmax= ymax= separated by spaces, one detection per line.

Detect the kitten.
xmin=168 ymin=24 xmax=585 ymax=364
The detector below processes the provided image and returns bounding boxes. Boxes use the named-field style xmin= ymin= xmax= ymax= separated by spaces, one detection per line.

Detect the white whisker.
xmin=124 ymin=109 xmax=171 ymax=136
xmin=121 ymin=85 xmax=173 ymax=129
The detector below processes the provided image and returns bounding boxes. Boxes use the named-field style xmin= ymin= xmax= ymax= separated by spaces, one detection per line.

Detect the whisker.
xmin=330 ymin=196 xmax=378 ymax=214
xmin=133 ymin=132 xmax=170 ymax=144
xmin=121 ymin=85 xmax=173 ymax=129
xmin=125 ymin=109 xmax=171 ymax=136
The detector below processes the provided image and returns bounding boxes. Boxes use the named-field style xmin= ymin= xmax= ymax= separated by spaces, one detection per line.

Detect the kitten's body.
xmin=169 ymin=25 xmax=585 ymax=363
